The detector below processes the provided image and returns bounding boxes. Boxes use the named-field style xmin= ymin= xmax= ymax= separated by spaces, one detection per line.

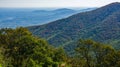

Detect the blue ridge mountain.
xmin=28 ymin=2 xmax=120 ymax=51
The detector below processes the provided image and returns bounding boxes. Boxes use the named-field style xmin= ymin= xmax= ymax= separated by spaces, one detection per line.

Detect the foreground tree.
xmin=75 ymin=39 xmax=95 ymax=67
xmin=0 ymin=27 xmax=67 ymax=67
xmin=0 ymin=27 xmax=44 ymax=67
xmin=74 ymin=39 xmax=120 ymax=67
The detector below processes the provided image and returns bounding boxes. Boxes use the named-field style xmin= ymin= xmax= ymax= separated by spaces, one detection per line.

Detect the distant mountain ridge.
xmin=0 ymin=8 xmax=95 ymax=28
xmin=28 ymin=2 xmax=120 ymax=50
xmin=34 ymin=8 xmax=75 ymax=13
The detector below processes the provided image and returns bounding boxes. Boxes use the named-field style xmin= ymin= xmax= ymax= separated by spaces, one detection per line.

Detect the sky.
xmin=0 ymin=0 xmax=120 ymax=8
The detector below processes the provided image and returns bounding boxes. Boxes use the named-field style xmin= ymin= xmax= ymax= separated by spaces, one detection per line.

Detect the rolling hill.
xmin=28 ymin=2 xmax=120 ymax=50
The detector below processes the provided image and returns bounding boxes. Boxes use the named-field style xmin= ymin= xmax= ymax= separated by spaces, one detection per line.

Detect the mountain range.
xmin=0 ymin=8 xmax=95 ymax=28
xmin=28 ymin=2 xmax=120 ymax=51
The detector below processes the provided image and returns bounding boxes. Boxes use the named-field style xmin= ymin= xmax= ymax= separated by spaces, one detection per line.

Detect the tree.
xmin=75 ymin=39 xmax=120 ymax=67
xmin=92 ymin=42 xmax=115 ymax=67
xmin=0 ymin=27 xmax=40 ymax=67
xmin=0 ymin=27 xmax=68 ymax=67
xmin=75 ymin=39 xmax=95 ymax=67
xmin=53 ymin=47 xmax=67 ymax=62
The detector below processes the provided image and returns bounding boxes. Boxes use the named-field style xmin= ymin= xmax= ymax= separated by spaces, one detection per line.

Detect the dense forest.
xmin=28 ymin=2 xmax=120 ymax=51
xmin=0 ymin=27 xmax=120 ymax=67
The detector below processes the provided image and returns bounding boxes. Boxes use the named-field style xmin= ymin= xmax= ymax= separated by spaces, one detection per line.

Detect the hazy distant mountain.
xmin=28 ymin=2 xmax=120 ymax=50
xmin=0 ymin=8 xmax=95 ymax=28
xmin=34 ymin=8 xmax=75 ymax=13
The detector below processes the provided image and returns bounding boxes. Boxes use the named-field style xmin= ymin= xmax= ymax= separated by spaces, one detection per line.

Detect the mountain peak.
xmin=53 ymin=8 xmax=75 ymax=12
xmin=105 ymin=2 xmax=120 ymax=7
xmin=110 ymin=2 xmax=120 ymax=4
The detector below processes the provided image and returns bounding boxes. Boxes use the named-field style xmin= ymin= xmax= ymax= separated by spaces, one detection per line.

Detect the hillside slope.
xmin=28 ymin=2 xmax=120 ymax=49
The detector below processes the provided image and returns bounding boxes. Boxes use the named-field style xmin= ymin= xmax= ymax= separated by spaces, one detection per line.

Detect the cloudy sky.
xmin=0 ymin=0 xmax=120 ymax=8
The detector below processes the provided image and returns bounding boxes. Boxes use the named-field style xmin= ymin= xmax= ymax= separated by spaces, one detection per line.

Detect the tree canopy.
xmin=0 ymin=27 xmax=67 ymax=67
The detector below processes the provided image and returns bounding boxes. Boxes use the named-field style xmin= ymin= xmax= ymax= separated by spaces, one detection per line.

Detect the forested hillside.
xmin=28 ymin=2 xmax=120 ymax=50
xmin=0 ymin=28 xmax=120 ymax=67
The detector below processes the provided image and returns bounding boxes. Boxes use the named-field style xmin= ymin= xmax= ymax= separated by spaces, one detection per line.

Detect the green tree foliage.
xmin=53 ymin=47 xmax=67 ymax=62
xmin=75 ymin=39 xmax=93 ymax=67
xmin=73 ymin=39 xmax=120 ymax=67
xmin=0 ymin=27 xmax=67 ymax=67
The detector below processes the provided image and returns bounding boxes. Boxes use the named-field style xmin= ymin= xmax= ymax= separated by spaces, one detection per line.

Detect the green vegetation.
xmin=27 ymin=2 xmax=120 ymax=50
xmin=0 ymin=27 xmax=120 ymax=67
xmin=69 ymin=39 xmax=120 ymax=67
xmin=0 ymin=28 xmax=67 ymax=67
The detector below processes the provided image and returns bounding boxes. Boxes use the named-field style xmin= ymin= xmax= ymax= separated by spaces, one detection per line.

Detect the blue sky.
xmin=0 ymin=0 xmax=120 ymax=8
